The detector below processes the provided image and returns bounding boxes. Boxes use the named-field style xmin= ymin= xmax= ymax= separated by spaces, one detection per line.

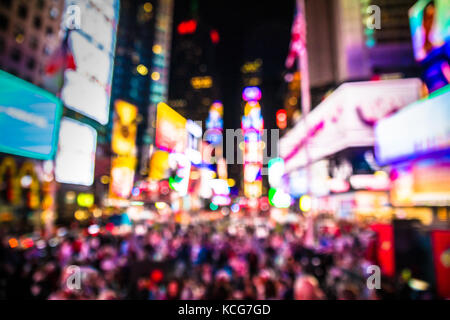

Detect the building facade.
xmin=0 ymin=0 xmax=64 ymax=88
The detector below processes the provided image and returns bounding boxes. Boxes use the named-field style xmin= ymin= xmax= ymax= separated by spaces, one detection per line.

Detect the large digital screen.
xmin=61 ymin=0 xmax=119 ymax=125
xmin=0 ymin=71 xmax=62 ymax=160
xmin=409 ymin=0 xmax=450 ymax=61
xmin=55 ymin=118 xmax=97 ymax=186
xmin=375 ymin=86 xmax=450 ymax=165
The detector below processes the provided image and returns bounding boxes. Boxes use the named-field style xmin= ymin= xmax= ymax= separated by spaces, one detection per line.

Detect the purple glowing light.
xmin=242 ymin=86 xmax=262 ymax=101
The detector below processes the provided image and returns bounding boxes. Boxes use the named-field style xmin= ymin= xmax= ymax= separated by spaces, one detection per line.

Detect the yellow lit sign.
xmin=155 ymin=202 xmax=167 ymax=210
xmin=74 ymin=210 xmax=89 ymax=221
xmin=299 ymin=195 xmax=312 ymax=212
xmin=77 ymin=193 xmax=95 ymax=208
xmin=149 ymin=150 xmax=169 ymax=180
xmin=151 ymin=72 xmax=160 ymax=81
xmin=143 ymin=2 xmax=153 ymax=13
xmin=112 ymin=100 xmax=138 ymax=156
xmin=244 ymin=180 xmax=262 ymax=199
xmin=153 ymin=44 xmax=162 ymax=54
xmin=137 ymin=64 xmax=148 ymax=76
xmin=241 ymin=59 xmax=262 ymax=74
xmin=191 ymin=76 xmax=213 ymax=89
xmin=244 ymin=101 xmax=261 ymax=116
xmin=109 ymin=156 xmax=137 ymax=200
xmin=155 ymin=102 xmax=187 ymax=153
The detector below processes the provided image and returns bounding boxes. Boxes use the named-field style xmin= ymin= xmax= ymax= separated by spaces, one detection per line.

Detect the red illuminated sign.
xmin=276 ymin=109 xmax=287 ymax=129
xmin=210 ymin=29 xmax=220 ymax=44
xmin=370 ymin=224 xmax=395 ymax=277
xmin=431 ymin=230 xmax=450 ymax=299
xmin=178 ymin=20 xmax=197 ymax=35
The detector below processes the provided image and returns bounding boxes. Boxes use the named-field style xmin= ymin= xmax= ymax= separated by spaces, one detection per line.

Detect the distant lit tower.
xmin=241 ymin=87 xmax=264 ymax=202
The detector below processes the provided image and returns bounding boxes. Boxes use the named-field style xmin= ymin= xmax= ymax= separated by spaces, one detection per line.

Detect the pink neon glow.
xmin=242 ymin=87 xmax=262 ymax=101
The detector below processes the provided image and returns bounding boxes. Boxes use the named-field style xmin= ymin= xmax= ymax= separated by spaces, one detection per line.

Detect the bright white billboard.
xmin=61 ymin=0 xmax=119 ymax=125
xmin=55 ymin=118 xmax=97 ymax=186
xmin=375 ymin=86 xmax=450 ymax=165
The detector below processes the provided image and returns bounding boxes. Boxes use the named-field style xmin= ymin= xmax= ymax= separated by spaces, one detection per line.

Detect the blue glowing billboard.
xmin=375 ymin=85 xmax=450 ymax=166
xmin=0 ymin=71 xmax=62 ymax=160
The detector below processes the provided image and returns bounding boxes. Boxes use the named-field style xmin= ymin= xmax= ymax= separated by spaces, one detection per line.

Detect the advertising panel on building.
xmin=55 ymin=118 xmax=97 ymax=186
xmin=0 ymin=71 xmax=62 ymax=160
xmin=60 ymin=0 xmax=119 ymax=125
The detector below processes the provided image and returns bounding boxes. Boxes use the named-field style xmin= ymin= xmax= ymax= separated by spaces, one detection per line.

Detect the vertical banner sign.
xmin=109 ymin=100 xmax=138 ymax=199
xmin=371 ymin=224 xmax=396 ymax=277
xmin=431 ymin=230 xmax=450 ymax=299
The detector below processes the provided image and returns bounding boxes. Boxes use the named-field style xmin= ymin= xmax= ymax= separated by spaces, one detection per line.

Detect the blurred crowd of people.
xmin=0 ymin=217 xmax=424 ymax=300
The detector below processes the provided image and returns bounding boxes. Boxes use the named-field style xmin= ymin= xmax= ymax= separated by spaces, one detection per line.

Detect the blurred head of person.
xmin=294 ymin=275 xmax=325 ymax=300
xmin=337 ymin=282 xmax=360 ymax=300
xmin=98 ymin=289 xmax=117 ymax=300
xmin=215 ymin=269 xmax=231 ymax=282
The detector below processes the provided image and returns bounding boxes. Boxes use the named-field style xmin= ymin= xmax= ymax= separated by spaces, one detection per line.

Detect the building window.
xmin=33 ymin=16 xmax=42 ymax=29
xmin=18 ymin=5 xmax=28 ymax=19
xmin=13 ymin=26 xmax=25 ymax=37
xmin=49 ymin=7 xmax=59 ymax=19
xmin=36 ymin=0 xmax=45 ymax=10
xmin=0 ymin=13 xmax=8 ymax=31
xmin=29 ymin=36 xmax=38 ymax=50
xmin=45 ymin=26 xmax=53 ymax=36
xmin=10 ymin=48 xmax=22 ymax=62
xmin=13 ymin=26 xmax=25 ymax=44
xmin=43 ymin=45 xmax=52 ymax=56
xmin=26 ymin=58 xmax=36 ymax=70
xmin=0 ymin=37 xmax=5 ymax=54
xmin=0 ymin=0 xmax=12 ymax=9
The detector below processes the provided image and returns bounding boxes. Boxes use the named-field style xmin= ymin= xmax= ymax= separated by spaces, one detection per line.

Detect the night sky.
xmin=172 ymin=0 xmax=296 ymax=131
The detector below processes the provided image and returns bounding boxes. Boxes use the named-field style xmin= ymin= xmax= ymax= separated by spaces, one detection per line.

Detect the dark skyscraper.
xmin=168 ymin=0 xmax=222 ymax=126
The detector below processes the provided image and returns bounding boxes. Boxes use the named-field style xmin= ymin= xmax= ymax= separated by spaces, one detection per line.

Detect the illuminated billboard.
xmin=61 ymin=0 xmax=119 ymax=125
xmin=155 ymin=102 xmax=187 ymax=153
xmin=375 ymin=86 xmax=450 ymax=166
xmin=0 ymin=71 xmax=62 ymax=160
xmin=111 ymin=100 xmax=138 ymax=156
xmin=168 ymin=153 xmax=191 ymax=197
xmin=280 ymin=79 xmax=422 ymax=173
xmin=205 ymin=102 xmax=223 ymax=146
xmin=109 ymin=100 xmax=137 ymax=199
xmin=268 ymin=158 xmax=284 ymax=188
xmin=149 ymin=150 xmax=170 ymax=181
xmin=244 ymin=180 xmax=262 ymax=199
xmin=390 ymin=156 xmax=450 ymax=206
xmin=55 ymin=118 xmax=97 ymax=186
xmin=110 ymin=156 xmax=136 ymax=199
xmin=409 ymin=0 xmax=450 ymax=61
xmin=186 ymin=120 xmax=202 ymax=165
